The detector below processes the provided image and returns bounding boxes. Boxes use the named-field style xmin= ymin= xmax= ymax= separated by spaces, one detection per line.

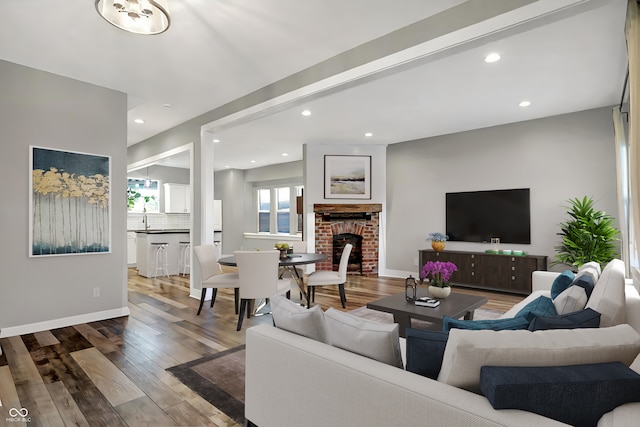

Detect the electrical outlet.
xmin=93 ymin=287 xmax=100 ymax=297
xmin=413 ymin=257 xmax=419 ymax=266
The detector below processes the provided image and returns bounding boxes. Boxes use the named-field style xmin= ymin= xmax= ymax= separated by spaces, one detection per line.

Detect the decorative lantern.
xmin=405 ymin=275 xmax=417 ymax=301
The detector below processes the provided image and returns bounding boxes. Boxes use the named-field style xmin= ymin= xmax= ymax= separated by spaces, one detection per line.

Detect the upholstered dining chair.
xmin=193 ymin=245 xmax=240 ymax=316
xmin=278 ymin=240 xmax=307 ymax=285
xmin=307 ymin=243 xmax=353 ymax=308
xmin=234 ymin=250 xmax=292 ymax=331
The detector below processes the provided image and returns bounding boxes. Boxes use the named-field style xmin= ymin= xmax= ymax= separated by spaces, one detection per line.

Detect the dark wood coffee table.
xmin=366 ymin=290 xmax=488 ymax=337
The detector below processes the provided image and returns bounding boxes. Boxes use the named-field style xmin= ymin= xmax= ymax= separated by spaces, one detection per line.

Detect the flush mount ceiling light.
xmin=95 ymin=0 xmax=171 ymax=35
xmin=484 ymin=52 xmax=501 ymax=63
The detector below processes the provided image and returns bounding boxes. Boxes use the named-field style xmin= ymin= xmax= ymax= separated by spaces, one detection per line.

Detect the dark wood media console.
xmin=418 ymin=249 xmax=547 ymax=295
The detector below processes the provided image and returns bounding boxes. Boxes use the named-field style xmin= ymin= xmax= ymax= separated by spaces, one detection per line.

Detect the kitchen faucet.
xmin=143 ymin=214 xmax=150 ymax=230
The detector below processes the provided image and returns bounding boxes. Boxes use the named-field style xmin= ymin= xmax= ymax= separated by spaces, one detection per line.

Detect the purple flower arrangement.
xmin=421 ymin=261 xmax=458 ymax=288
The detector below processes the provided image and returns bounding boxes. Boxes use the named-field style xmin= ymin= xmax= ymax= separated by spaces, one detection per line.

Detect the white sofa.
xmin=502 ymin=269 xmax=640 ymax=333
xmin=245 ymin=262 xmax=640 ymax=427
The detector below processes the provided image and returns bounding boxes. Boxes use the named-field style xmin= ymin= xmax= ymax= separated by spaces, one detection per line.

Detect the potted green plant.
xmin=127 ymin=188 xmax=140 ymax=210
xmin=554 ymin=196 xmax=620 ymax=269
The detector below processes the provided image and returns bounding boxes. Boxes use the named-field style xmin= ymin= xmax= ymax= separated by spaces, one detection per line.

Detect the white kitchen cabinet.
xmin=164 ymin=183 xmax=190 ymax=213
xmin=127 ymin=232 xmax=137 ymax=265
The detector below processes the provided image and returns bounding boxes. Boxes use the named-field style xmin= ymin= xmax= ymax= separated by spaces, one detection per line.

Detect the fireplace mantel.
xmin=313 ymin=203 xmax=382 ymax=214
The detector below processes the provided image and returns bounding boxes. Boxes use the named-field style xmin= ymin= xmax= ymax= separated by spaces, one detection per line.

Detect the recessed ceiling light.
xmin=250 ymin=160 xmax=256 ymax=163
xmin=365 ymin=132 xmax=373 ymax=137
xmin=282 ymin=153 xmax=289 ymax=157
xmin=134 ymin=118 xmax=145 ymax=124
xmin=484 ymin=52 xmax=501 ymax=63
xmin=163 ymin=104 xmax=172 ymax=108
xmin=301 ymin=110 xmax=311 ymax=116
xmin=224 ymin=165 xmax=230 ymax=168
xmin=519 ymin=100 xmax=531 ymax=107
xmin=213 ymin=139 xmax=220 ymax=143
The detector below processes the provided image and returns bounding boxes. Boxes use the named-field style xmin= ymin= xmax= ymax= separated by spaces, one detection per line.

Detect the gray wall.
xmin=0 ymin=60 xmax=128 ymax=336
xmin=385 ymin=107 xmax=618 ymax=276
xmin=214 ymin=168 xmax=248 ymax=255
xmin=142 ymin=107 xmax=618 ymax=279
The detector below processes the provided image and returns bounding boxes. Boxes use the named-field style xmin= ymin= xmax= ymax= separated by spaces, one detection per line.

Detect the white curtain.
xmin=613 ymin=106 xmax=630 ymax=275
xmin=625 ymin=0 xmax=639 ymax=289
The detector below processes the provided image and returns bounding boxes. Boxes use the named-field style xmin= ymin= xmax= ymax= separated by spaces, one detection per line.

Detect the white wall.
xmin=0 ymin=60 xmax=129 ymax=337
xmin=385 ymin=107 xmax=618 ymax=277
xmin=303 ymin=144 xmax=388 ymax=270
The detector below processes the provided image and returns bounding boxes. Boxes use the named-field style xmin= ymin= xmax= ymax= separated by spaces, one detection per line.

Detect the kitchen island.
xmin=134 ymin=229 xmax=190 ymax=278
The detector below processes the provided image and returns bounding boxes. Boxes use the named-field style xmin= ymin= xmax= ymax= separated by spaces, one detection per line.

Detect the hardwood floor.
xmin=0 ymin=268 xmax=524 ymax=426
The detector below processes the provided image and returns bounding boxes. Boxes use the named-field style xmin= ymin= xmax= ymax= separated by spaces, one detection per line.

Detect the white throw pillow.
xmin=553 ymin=285 xmax=588 ymax=315
xmin=578 ymin=261 xmax=601 ymax=283
xmin=437 ymin=324 xmax=640 ymax=394
xmin=324 ymin=308 xmax=403 ymax=369
xmin=586 ymin=259 xmax=626 ymax=327
xmin=270 ymin=294 xmax=328 ymax=343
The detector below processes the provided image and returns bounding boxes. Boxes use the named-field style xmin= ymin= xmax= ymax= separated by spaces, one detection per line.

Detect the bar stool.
xmin=151 ymin=242 xmax=169 ymax=278
xmin=179 ymin=241 xmax=191 ymax=276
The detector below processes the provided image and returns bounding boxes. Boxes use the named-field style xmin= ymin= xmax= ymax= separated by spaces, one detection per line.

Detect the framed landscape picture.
xmin=324 ymin=155 xmax=371 ymax=199
xmin=30 ymin=146 xmax=111 ymax=257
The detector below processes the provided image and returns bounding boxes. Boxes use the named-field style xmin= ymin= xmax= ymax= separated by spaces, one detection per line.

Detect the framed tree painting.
xmin=324 ymin=155 xmax=371 ymax=199
xmin=30 ymin=146 xmax=111 ymax=256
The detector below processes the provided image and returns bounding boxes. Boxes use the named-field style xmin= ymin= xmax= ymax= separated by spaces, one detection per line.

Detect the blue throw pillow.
xmin=405 ymin=328 xmax=449 ymax=380
xmin=515 ymin=296 xmax=557 ymax=321
xmin=480 ymin=362 xmax=640 ymax=427
xmin=571 ymin=273 xmax=596 ymax=299
xmin=550 ymin=270 xmax=576 ymax=299
xmin=528 ymin=308 xmax=601 ymax=331
xmin=442 ymin=316 xmax=530 ymax=332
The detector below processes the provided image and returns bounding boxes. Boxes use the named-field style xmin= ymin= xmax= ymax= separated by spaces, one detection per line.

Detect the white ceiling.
xmin=0 ymin=0 xmax=629 ymax=171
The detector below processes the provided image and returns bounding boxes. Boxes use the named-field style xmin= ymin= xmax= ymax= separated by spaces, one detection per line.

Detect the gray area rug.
xmin=167 ymin=345 xmax=245 ymax=424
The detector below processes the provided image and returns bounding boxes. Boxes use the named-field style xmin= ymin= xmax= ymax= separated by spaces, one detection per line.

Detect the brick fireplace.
xmin=313 ymin=203 xmax=382 ymax=276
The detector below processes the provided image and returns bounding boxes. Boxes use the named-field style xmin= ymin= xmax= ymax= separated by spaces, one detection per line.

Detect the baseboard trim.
xmin=0 ymin=307 xmax=131 ymax=338
xmin=382 ymin=268 xmax=418 ymax=279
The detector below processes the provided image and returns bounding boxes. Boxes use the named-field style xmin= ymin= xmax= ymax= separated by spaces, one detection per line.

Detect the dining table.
xmin=217 ymin=252 xmax=328 ymax=308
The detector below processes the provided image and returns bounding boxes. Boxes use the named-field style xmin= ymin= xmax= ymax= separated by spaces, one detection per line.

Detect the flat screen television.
xmin=445 ymin=188 xmax=531 ymax=244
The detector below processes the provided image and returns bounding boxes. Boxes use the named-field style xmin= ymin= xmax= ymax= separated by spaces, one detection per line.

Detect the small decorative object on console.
xmin=405 ymin=275 xmax=418 ymax=301
xmin=427 ymin=232 xmax=448 ymax=252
